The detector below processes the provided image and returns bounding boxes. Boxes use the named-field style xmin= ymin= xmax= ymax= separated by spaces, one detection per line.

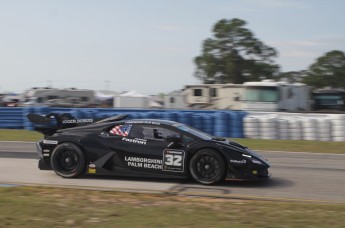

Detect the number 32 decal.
xmin=163 ymin=149 xmax=185 ymax=172
xmin=165 ymin=154 xmax=182 ymax=166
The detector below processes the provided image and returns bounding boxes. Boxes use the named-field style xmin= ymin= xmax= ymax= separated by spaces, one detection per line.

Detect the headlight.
xmin=252 ymin=158 xmax=263 ymax=165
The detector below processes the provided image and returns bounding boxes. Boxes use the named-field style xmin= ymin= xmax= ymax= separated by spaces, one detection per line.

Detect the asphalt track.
xmin=1 ymin=141 xmax=345 ymax=203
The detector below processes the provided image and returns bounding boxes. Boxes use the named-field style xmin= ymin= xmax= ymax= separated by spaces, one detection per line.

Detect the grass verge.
xmin=0 ymin=129 xmax=344 ymax=154
xmin=0 ymin=186 xmax=344 ymax=227
xmin=233 ymin=138 xmax=345 ymax=154
xmin=0 ymin=129 xmax=43 ymax=142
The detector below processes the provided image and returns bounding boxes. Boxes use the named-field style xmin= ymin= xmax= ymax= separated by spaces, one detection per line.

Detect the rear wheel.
xmin=50 ymin=143 xmax=86 ymax=178
xmin=189 ymin=149 xmax=226 ymax=185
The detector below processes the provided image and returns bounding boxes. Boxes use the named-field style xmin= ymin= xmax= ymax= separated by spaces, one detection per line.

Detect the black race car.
xmin=28 ymin=113 xmax=270 ymax=185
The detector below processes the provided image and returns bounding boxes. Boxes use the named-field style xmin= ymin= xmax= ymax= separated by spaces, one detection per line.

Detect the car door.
xmin=109 ymin=123 xmax=189 ymax=175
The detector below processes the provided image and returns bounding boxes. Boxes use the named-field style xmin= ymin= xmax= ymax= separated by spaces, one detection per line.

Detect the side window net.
xmin=139 ymin=126 xmax=180 ymax=141
xmin=129 ymin=125 xmax=145 ymax=138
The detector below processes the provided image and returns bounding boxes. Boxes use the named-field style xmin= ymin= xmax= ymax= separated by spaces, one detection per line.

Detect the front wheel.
xmin=189 ymin=149 xmax=226 ymax=185
xmin=50 ymin=143 xmax=86 ymax=178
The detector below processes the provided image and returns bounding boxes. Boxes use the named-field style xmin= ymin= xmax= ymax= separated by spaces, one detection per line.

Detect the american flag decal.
xmin=110 ymin=125 xmax=132 ymax=136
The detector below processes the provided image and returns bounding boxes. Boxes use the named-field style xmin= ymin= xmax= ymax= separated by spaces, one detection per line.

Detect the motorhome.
xmin=184 ymin=80 xmax=311 ymax=111
xmin=0 ymin=94 xmax=22 ymax=107
xmin=23 ymin=88 xmax=96 ymax=107
xmin=312 ymin=89 xmax=345 ymax=111
xmin=163 ymin=90 xmax=188 ymax=109
xmin=242 ymin=80 xmax=311 ymax=111
xmin=183 ymin=84 xmax=244 ymax=110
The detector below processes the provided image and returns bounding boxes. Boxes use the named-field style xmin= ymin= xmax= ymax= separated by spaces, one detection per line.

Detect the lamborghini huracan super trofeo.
xmin=28 ymin=113 xmax=270 ymax=185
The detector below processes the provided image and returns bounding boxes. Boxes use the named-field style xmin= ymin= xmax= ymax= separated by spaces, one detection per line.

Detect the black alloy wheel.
xmin=189 ymin=149 xmax=226 ymax=185
xmin=51 ymin=143 xmax=86 ymax=178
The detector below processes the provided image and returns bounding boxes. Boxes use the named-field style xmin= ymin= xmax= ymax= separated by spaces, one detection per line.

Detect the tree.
xmin=303 ymin=50 xmax=345 ymax=88
xmin=194 ymin=18 xmax=279 ymax=84
xmin=278 ymin=71 xmax=307 ymax=83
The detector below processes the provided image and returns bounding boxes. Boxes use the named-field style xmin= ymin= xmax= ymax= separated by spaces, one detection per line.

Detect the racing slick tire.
xmin=189 ymin=149 xmax=226 ymax=185
xmin=50 ymin=142 xmax=86 ymax=178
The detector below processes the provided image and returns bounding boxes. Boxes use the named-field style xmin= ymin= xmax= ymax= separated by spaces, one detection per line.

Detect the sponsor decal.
xmin=43 ymin=149 xmax=50 ymax=153
xmin=230 ymin=159 xmax=247 ymax=164
xmin=62 ymin=119 xmax=94 ymax=124
xmin=43 ymin=153 xmax=50 ymax=157
xmin=88 ymin=168 xmax=96 ymax=174
xmin=124 ymin=156 xmax=162 ymax=170
xmin=162 ymin=149 xmax=185 ymax=172
xmin=125 ymin=120 xmax=161 ymax=125
xmin=88 ymin=163 xmax=96 ymax=173
xmin=252 ymin=159 xmax=262 ymax=165
xmin=43 ymin=140 xmax=58 ymax=145
xmin=110 ymin=125 xmax=132 ymax=136
xmin=122 ymin=137 xmax=147 ymax=145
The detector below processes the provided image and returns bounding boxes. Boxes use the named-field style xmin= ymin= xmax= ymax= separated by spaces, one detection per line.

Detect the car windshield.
xmin=175 ymin=124 xmax=212 ymax=140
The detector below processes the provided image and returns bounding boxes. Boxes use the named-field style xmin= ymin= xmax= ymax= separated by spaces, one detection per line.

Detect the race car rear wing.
xmin=27 ymin=113 xmax=128 ymax=137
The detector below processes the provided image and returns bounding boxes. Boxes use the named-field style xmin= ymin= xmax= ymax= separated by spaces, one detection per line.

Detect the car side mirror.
xmin=165 ymin=135 xmax=181 ymax=143
xmin=166 ymin=135 xmax=181 ymax=148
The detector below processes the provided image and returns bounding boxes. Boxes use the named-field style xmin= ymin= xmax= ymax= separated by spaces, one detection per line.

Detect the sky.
xmin=0 ymin=0 xmax=344 ymax=94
